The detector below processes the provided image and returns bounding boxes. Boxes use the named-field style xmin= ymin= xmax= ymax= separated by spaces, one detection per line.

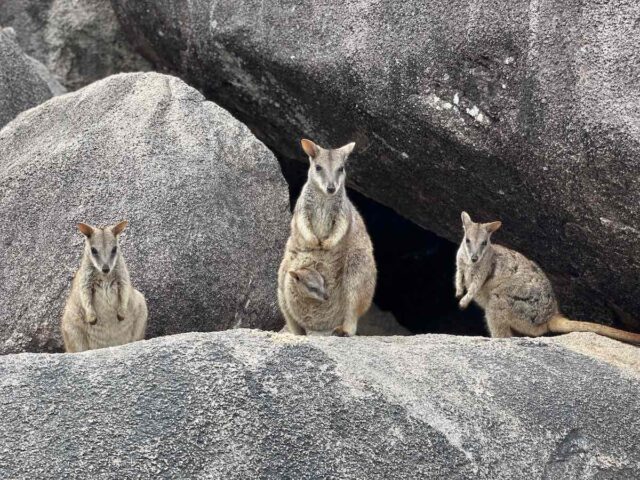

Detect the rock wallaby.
xmin=277 ymin=139 xmax=376 ymax=336
xmin=61 ymin=221 xmax=148 ymax=352
xmin=456 ymin=211 xmax=640 ymax=344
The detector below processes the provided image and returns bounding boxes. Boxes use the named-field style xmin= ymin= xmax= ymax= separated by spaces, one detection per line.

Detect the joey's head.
xmin=461 ymin=212 xmax=501 ymax=263
xmin=289 ymin=267 xmax=328 ymax=302
xmin=301 ymin=138 xmax=355 ymax=196
xmin=78 ymin=221 xmax=128 ymax=275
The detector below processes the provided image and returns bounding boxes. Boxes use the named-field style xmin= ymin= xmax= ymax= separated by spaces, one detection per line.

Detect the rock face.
xmin=112 ymin=0 xmax=640 ymax=329
xmin=0 ymin=72 xmax=290 ymax=354
xmin=0 ymin=330 xmax=638 ymax=478
xmin=0 ymin=0 xmax=151 ymax=90
xmin=0 ymin=27 xmax=54 ymax=130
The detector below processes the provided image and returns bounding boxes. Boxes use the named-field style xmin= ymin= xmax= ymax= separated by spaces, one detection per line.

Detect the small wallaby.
xmin=61 ymin=221 xmax=148 ymax=352
xmin=456 ymin=211 xmax=640 ymax=344
xmin=289 ymin=267 xmax=329 ymax=302
xmin=277 ymin=139 xmax=376 ymax=336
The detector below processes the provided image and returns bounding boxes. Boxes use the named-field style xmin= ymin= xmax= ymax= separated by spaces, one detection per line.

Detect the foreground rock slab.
xmin=0 ymin=27 xmax=55 ymax=129
xmin=0 ymin=72 xmax=290 ymax=354
xmin=0 ymin=331 xmax=638 ymax=479
xmin=112 ymin=0 xmax=640 ymax=328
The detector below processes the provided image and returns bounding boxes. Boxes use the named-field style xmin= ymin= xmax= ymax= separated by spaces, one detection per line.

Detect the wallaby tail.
xmin=549 ymin=315 xmax=640 ymax=345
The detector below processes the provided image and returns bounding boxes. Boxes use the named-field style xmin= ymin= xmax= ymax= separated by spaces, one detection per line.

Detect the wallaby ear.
xmin=300 ymin=139 xmax=319 ymax=159
xmin=288 ymin=270 xmax=301 ymax=282
xmin=111 ymin=220 xmax=128 ymax=236
xmin=461 ymin=211 xmax=472 ymax=229
xmin=338 ymin=141 xmax=356 ymax=157
xmin=484 ymin=221 xmax=502 ymax=233
xmin=77 ymin=223 xmax=94 ymax=238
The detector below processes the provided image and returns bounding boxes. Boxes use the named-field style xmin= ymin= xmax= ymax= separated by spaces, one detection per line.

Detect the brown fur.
xmin=278 ymin=139 xmax=376 ymax=336
xmin=61 ymin=221 xmax=148 ymax=352
xmin=456 ymin=212 xmax=640 ymax=345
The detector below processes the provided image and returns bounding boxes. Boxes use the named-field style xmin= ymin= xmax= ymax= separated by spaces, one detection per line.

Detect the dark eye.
xmin=465 ymin=238 xmax=470 ymax=244
xmin=338 ymin=166 xmax=345 ymax=173
xmin=112 ymin=246 xmax=118 ymax=256
xmin=90 ymin=247 xmax=98 ymax=255
xmin=481 ymin=241 xmax=487 ymax=247
xmin=315 ymin=165 xmax=322 ymax=172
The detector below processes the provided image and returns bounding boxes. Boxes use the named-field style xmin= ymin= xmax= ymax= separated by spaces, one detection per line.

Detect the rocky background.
xmin=0 ymin=1 xmax=639 ymax=477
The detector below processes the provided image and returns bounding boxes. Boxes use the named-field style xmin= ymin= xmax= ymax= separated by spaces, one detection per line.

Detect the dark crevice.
xmin=277 ymin=156 xmax=486 ymax=336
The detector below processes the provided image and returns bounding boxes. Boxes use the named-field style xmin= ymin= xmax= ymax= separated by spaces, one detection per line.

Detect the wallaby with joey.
xmin=277 ymin=139 xmax=376 ymax=336
xmin=61 ymin=221 xmax=148 ymax=352
xmin=456 ymin=211 xmax=640 ymax=344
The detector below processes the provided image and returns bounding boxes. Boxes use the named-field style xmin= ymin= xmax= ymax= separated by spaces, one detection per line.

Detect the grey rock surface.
xmin=0 ymin=27 xmax=53 ymax=129
xmin=0 ymin=330 xmax=638 ymax=479
xmin=0 ymin=0 xmax=151 ymax=90
xmin=0 ymin=72 xmax=290 ymax=354
xmin=111 ymin=0 xmax=640 ymax=330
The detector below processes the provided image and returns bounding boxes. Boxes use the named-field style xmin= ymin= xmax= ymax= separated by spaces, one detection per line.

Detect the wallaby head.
xmin=460 ymin=212 xmax=501 ymax=263
xmin=289 ymin=267 xmax=328 ymax=302
xmin=77 ymin=221 xmax=128 ymax=275
xmin=301 ymin=139 xmax=355 ymax=196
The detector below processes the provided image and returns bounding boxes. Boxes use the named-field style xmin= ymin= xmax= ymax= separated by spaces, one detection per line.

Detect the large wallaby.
xmin=456 ymin=211 xmax=640 ymax=344
xmin=277 ymin=139 xmax=376 ymax=336
xmin=61 ymin=221 xmax=148 ymax=352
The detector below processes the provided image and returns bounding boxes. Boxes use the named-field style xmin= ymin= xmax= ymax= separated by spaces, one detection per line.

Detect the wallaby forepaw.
xmin=459 ymin=297 xmax=470 ymax=310
xmin=117 ymin=312 xmax=125 ymax=321
xmin=332 ymin=326 xmax=353 ymax=337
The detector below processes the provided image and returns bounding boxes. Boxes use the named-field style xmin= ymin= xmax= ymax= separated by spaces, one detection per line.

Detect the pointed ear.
xmin=461 ymin=211 xmax=472 ymax=229
xmin=484 ymin=221 xmax=502 ymax=233
xmin=300 ymin=139 xmax=319 ymax=159
xmin=288 ymin=270 xmax=300 ymax=282
xmin=111 ymin=220 xmax=128 ymax=236
xmin=77 ymin=223 xmax=94 ymax=238
xmin=338 ymin=141 xmax=355 ymax=157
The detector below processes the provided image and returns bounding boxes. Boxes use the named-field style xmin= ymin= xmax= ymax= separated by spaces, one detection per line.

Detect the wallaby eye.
xmin=315 ymin=165 xmax=322 ymax=172
xmin=465 ymin=238 xmax=470 ymax=244
xmin=338 ymin=166 xmax=345 ymax=173
xmin=112 ymin=246 xmax=117 ymax=255
xmin=481 ymin=241 xmax=488 ymax=247
xmin=90 ymin=247 xmax=98 ymax=256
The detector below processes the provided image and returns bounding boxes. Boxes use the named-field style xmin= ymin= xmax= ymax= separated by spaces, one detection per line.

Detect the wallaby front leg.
xmin=459 ymin=280 xmax=481 ymax=310
xmin=296 ymin=214 xmax=320 ymax=248
xmin=117 ymin=281 xmax=130 ymax=321
xmin=455 ymin=268 xmax=465 ymax=299
xmin=80 ymin=285 xmax=97 ymax=324
xmin=321 ymin=214 xmax=349 ymax=249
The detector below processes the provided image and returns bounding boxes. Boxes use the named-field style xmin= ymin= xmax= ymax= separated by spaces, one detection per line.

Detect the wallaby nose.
xmin=322 ymin=293 xmax=329 ymax=301
xmin=327 ymin=184 xmax=336 ymax=194
xmin=102 ymin=265 xmax=110 ymax=273
xmin=471 ymin=256 xmax=478 ymax=263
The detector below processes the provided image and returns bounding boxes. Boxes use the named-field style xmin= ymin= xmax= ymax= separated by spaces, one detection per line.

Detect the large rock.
xmin=0 ymin=0 xmax=151 ymax=90
xmin=0 ymin=330 xmax=638 ymax=478
xmin=0 ymin=27 xmax=54 ymax=129
xmin=0 ymin=72 xmax=290 ymax=354
xmin=112 ymin=0 xmax=640 ymax=329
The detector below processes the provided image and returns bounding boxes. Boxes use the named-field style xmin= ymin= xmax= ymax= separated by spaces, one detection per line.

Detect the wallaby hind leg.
xmin=485 ymin=295 xmax=549 ymax=338
xmin=130 ymin=290 xmax=148 ymax=342
xmin=334 ymin=250 xmax=375 ymax=337
xmin=61 ymin=320 xmax=90 ymax=353
xmin=484 ymin=298 xmax=515 ymax=338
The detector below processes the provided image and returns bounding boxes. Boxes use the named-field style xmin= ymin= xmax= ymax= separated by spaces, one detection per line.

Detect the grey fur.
xmin=61 ymin=222 xmax=147 ymax=352
xmin=278 ymin=140 xmax=376 ymax=336
xmin=456 ymin=212 xmax=558 ymax=338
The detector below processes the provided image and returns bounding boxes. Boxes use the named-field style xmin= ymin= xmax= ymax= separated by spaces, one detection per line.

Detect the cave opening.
xmin=277 ymin=156 xmax=487 ymax=337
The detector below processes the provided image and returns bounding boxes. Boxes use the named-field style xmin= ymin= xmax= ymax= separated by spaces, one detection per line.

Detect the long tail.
xmin=549 ymin=315 xmax=640 ymax=345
